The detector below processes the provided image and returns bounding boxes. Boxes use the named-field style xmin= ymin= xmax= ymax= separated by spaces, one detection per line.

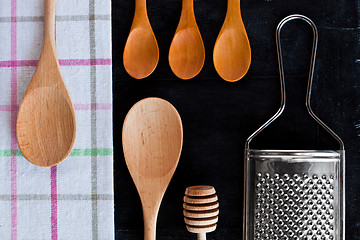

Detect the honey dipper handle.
xmin=198 ymin=232 xmax=206 ymax=240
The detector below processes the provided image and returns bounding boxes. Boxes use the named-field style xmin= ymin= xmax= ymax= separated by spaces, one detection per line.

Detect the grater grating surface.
xmin=254 ymin=173 xmax=336 ymax=239
xmin=246 ymin=150 xmax=342 ymax=240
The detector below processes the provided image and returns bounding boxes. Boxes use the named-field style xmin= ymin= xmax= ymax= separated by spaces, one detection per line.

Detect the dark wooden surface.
xmin=113 ymin=0 xmax=360 ymax=239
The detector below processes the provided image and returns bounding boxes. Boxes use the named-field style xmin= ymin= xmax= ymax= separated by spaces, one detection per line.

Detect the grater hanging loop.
xmin=245 ymin=14 xmax=344 ymax=151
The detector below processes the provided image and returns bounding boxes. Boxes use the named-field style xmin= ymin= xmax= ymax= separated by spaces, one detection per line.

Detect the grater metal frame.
xmin=244 ymin=15 xmax=345 ymax=240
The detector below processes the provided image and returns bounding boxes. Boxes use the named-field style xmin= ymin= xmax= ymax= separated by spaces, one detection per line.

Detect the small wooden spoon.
xmin=123 ymin=0 xmax=159 ymax=79
xmin=169 ymin=0 xmax=205 ymax=80
xmin=16 ymin=0 xmax=76 ymax=167
xmin=122 ymin=98 xmax=183 ymax=240
xmin=213 ymin=0 xmax=251 ymax=82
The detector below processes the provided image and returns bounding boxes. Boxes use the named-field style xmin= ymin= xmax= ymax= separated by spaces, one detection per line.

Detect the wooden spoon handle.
xmin=179 ymin=0 xmax=196 ymax=27
xmin=134 ymin=0 xmax=148 ymax=23
xmin=143 ymin=207 xmax=158 ymax=240
xmin=226 ymin=0 xmax=241 ymax=20
xmin=228 ymin=0 xmax=240 ymax=9
xmin=44 ymin=0 xmax=56 ymax=46
xmin=182 ymin=0 xmax=194 ymax=15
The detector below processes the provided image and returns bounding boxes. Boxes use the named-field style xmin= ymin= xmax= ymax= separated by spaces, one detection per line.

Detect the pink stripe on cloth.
xmin=10 ymin=156 xmax=17 ymax=240
xmin=0 ymin=58 xmax=112 ymax=68
xmin=0 ymin=60 xmax=38 ymax=67
xmin=0 ymin=103 xmax=111 ymax=112
xmin=0 ymin=105 xmax=12 ymax=111
xmin=10 ymin=0 xmax=17 ymax=239
xmin=51 ymin=166 xmax=58 ymax=240
xmin=0 ymin=105 xmax=18 ymax=112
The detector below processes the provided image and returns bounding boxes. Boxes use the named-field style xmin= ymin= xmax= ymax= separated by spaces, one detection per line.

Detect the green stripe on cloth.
xmin=0 ymin=150 xmax=11 ymax=157
xmin=0 ymin=148 xmax=113 ymax=157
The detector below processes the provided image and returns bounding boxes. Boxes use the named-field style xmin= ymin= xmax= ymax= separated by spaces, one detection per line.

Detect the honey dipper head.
xmin=183 ymin=186 xmax=219 ymax=235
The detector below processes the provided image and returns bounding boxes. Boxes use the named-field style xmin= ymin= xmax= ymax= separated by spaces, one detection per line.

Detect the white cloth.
xmin=0 ymin=0 xmax=113 ymax=239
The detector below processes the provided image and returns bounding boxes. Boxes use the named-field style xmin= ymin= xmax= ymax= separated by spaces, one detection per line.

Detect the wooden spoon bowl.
xmin=123 ymin=0 xmax=159 ymax=79
xmin=169 ymin=0 xmax=205 ymax=80
xmin=122 ymin=97 xmax=183 ymax=240
xmin=17 ymin=88 xmax=75 ymax=166
xmin=213 ymin=0 xmax=251 ymax=82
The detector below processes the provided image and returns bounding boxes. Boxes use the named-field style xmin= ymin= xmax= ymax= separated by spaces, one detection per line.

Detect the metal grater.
xmin=243 ymin=15 xmax=345 ymax=240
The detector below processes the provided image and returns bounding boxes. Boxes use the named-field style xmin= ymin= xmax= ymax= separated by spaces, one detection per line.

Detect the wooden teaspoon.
xmin=123 ymin=0 xmax=159 ymax=79
xmin=169 ymin=0 xmax=205 ymax=80
xmin=213 ymin=0 xmax=251 ymax=82
xmin=122 ymin=98 xmax=183 ymax=240
xmin=16 ymin=0 xmax=76 ymax=167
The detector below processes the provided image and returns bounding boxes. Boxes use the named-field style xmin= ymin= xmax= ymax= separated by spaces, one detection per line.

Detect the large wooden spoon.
xmin=16 ymin=0 xmax=76 ymax=167
xmin=168 ymin=0 xmax=205 ymax=80
xmin=123 ymin=0 xmax=159 ymax=79
xmin=122 ymin=98 xmax=183 ymax=240
xmin=213 ymin=0 xmax=251 ymax=82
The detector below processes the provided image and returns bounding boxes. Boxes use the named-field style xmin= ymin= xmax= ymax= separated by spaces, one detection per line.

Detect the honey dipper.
xmin=183 ymin=186 xmax=219 ymax=240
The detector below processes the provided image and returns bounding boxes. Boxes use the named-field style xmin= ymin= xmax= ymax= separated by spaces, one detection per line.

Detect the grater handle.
xmin=245 ymin=14 xmax=344 ymax=151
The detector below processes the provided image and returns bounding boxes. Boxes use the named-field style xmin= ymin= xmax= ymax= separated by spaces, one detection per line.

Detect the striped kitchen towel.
xmin=0 ymin=0 xmax=113 ymax=239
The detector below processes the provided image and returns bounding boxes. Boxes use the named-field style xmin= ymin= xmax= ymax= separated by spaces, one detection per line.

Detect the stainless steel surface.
xmin=245 ymin=150 xmax=344 ymax=239
xmin=244 ymin=15 xmax=345 ymax=240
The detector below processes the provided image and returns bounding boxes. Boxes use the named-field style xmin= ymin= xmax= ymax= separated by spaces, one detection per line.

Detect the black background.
xmin=113 ymin=0 xmax=360 ymax=239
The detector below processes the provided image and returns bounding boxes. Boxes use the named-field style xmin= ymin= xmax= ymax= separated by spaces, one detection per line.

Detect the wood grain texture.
xmin=183 ymin=202 xmax=219 ymax=212
xmin=183 ymin=195 xmax=218 ymax=204
xmin=16 ymin=0 xmax=76 ymax=167
xmin=184 ymin=186 xmax=219 ymax=240
xmin=185 ymin=185 xmax=216 ymax=196
xmin=122 ymin=97 xmax=183 ymax=240
xmin=168 ymin=0 xmax=205 ymax=80
xmin=213 ymin=0 xmax=251 ymax=82
xmin=123 ymin=0 xmax=159 ymax=79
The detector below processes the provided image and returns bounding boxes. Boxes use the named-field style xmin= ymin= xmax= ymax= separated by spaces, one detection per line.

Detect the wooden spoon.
xmin=16 ymin=0 xmax=76 ymax=167
xmin=213 ymin=0 xmax=251 ymax=82
xmin=168 ymin=0 xmax=205 ymax=80
xmin=123 ymin=0 xmax=159 ymax=79
xmin=122 ymin=98 xmax=183 ymax=240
